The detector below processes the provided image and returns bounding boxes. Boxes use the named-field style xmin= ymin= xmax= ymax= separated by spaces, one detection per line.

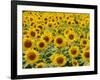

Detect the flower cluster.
xmin=22 ymin=11 xmax=90 ymax=68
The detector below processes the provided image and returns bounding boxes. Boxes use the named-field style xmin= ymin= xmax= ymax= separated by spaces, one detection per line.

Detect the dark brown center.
xmin=23 ymin=31 xmax=27 ymax=35
xmin=44 ymin=36 xmax=49 ymax=42
xmin=69 ymin=34 xmax=74 ymax=40
xmin=39 ymin=42 xmax=45 ymax=48
xmin=38 ymin=25 xmax=42 ymax=29
xmin=68 ymin=21 xmax=71 ymax=24
xmin=31 ymin=22 xmax=34 ymax=26
xmin=82 ymin=23 xmax=85 ymax=26
xmin=36 ymin=29 xmax=39 ymax=33
xmin=66 ymin=30 xmax=69 ymax=34
xmin=73 ymin=61 xmax=77 ymax=65
xmin=56 ymin=38 xmax=63 ymax=44
xmin=84 ymin=52 xmax=90 ymax=58
xmin=28 ymin=53 xmax=36 ymax=60
xmin=37 ymin=35 xmax=40 ymax=38
xmin=31 ymin=31 xmax=35 ymax=37
xmin=71 ymin=49 xmax=77 ymax=55
xmin=59 ymin=17 xmax=62 ymax=19
xmin=44 ymin=18 xmax=47 ymax=21
xmin=83 ymin=40 xmax=87 ymax=44
xmin=48 ymin=24 xmax=52 ymax=27
xmin=57 ymin=57 xmax=64 ymax=64
xmin=80 ymin=35 xmax=84 ymax=38
xmin=24 ymin=40 xmax=32 ymax=48
xmin=30 ymin=18 xmax=33 ymax=21
xmin=37 ymin=65 xmax=43 ymax=68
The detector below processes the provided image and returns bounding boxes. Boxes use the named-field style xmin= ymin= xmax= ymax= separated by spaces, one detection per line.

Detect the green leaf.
xmin=83 ymin=27 xmax=89 ymax=33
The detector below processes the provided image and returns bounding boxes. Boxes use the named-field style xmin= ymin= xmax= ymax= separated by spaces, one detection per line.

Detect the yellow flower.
xmin=64 ymin=27 xmax=73 ymax=38
xmin=35 ymin=28 xmax=41 ymax=34
xmin=41 ymin=32 xmax=53 ymax=44
xmin=69 ymin=46 xmax=80 ymax=58
xmin=79 ymin=21 xmax=87 ymax=28
xmin=79 ymin=32 xmax=86 ymax=39
xmin=36 ymin=33 xmax=41 ymax=39
xmin=37 ymin=40 xmax=47 ymax=50
xmin=46 ymin=21 xmax=54 ymax=29
xmin=22 ymin=11 xmax=30 ymax=22
xmin=67 ymin=30 xmax=77 ymax=42
xmin=29 ymin=15 xmax=36 ymax=24
xmin=29 ymin=29 xmax=37 ymax=38
xmin=81 ymin=43 xmax=90 ymax=51
xmin=35 ymin=62 xmax=45 ymax=68
xmin=23 ymin=38 xmax=34 ymax=50
xmin=82 ymin=50 xmax=90 ymax=61
xmin=24 ymin=49 xmax=40 ymax=64
xmin=50 ymin=54 xmax=67 ymax=67
xmin=23 ymin=33 xmax=31 ymax=39
xmin=80 ymin=39 xmax=89 ymax=47
xmin=22 ymin=30 xmax=31 ymax=38
xmin=56 ymin=13 xmax=65 ymax=21
xmin=30 ymin=23 xmax=37 ymax=29
xmin=54 ymin=35 xmax=65 ymax=48
xmin=72 ymin=59 xmax=79 ymax=66
xmin=66 ymin=18 xmax=75 ymax=26
xmin=84 ymin=17 xmax=90 ymax=25
xmin=23 ymin=30 xmax=28 ymax=35
xmin=81 ymin=14 xmax=90 ymax=25
xmin=36 ymin=24 xmax=44 ymax=30
xmin=49 ymin=15 xmax=57 ymax=23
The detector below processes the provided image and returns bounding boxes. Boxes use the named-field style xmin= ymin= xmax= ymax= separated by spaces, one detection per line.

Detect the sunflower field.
xmin=22 ymin=11 xmax=90 ymax=69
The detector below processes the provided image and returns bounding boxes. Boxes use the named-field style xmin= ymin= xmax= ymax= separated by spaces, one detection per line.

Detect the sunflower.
xmin=54 ymin=35 xmax=65 ymax=48
xmin=82 ymin=43 xmax=90 ymax=51
xmin=50 ymin=54 xmax=67 ymax=67
xmin=79 ymin=32 xmax=86 ymax=39
xmin=36 ymin=33 xmax=41 ymax=39
xmin=64 ymin=27 xmax=73 ymax=38
xmin=67 ymin=30 xmax=77 ymax=42
xmin=22 ymin=30 xmax=30 ymax=38
xmin=43 ymin=14 xmax=51 ymax=25
xmin=72 ymin=59 xmax=79 ymax=66
xmin=29 ymin=29 xmax=37 ymax=38
xmin=81 ymin=14 xmax=90 ymax=25
xmin=82 ymin=50 xmax=90 ymax=61
xmin=24 ymin=49 xmax=40 ymax=64
xmin=79 ymin=21 xmax=87 ymax=28
xmin=41 ymin=32 xmax=53 ymax=44
xmin=80 ymin=39 xmax=89 ymax=48
xmin=37 ymin=24 xmax=44 ymax=30
xmin=22 ymin=12 xmax=30 ymax=22
xmin=46 ymin=21 xmax=54 ymax=29
xmin=49 ymin=15 xmax=57 ymax=23
xmin=35 ymin=28 xmax=41 ymax=34
xmin=35 ymin=62 xmax=45 ymax=68
xmin=84 ymin=17 xmax=90 ymax=25
xmin=30 ymin=23 xmax=37 ymax=29
xmin=37 ymin=40 xmax=47 ymax=50
xmin=23 ymin=33 xmax=31 ymax=39
xmin=69 ymin=46 xmax=80 ymax=58
xmin=23 ymin=30 xmax=28 ymax=35
xmin=43 ymin=15 xmax=49 ymax=22
xmin=56 ymin=13 xmax=65 ymax=21
xmin=23 ymin=38 xmax=34 ymax=50
xmin=67 ymin=18 xmax=75 ymax=26
xmin=29 ymin=15 xmax=36 ymax=25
